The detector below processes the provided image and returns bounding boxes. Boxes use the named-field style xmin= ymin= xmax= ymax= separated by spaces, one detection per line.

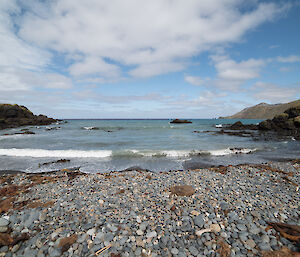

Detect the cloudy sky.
xmin=1 ymin=0 xmax=300 ymax=118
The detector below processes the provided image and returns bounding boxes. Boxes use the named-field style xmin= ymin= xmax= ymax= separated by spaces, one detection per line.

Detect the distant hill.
xmin=220 ymin=99 xmax=300 ymax=119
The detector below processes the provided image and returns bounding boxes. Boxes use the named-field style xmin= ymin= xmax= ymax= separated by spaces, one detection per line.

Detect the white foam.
xmin=209 ymin=148 xmax=255 ymax=156
xmin=83 ymin=127 xmax=95 ymax=130
xmin=0 ymin=134 xmax=27 ymax=140
xmin=0 ymin=148 xmax=112 ymax=158
xmin=0 ymin=147 xmax=256 ymax=158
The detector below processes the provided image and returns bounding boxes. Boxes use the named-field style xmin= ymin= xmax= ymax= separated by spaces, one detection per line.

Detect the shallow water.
xmin=0 ymin=119 xmax=299 ymax=173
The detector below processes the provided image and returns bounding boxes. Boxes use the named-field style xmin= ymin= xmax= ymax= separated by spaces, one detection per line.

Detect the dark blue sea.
xmin=0 ymin=119 xmax=299 ymax=173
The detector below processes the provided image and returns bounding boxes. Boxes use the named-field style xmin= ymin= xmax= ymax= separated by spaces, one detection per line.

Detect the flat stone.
xmin=0 ymin=218 xmax=9 ymax=227
xmin=193 ymin=215 xmax=205 ymax=228
xmin=258 ymin=243 xmax=271 ymax=251
xmin=171 ymin=248 xmax=179 ymax=255
xmin=261 ymin=234 xmax=270 ymax=244
xmin=136 ymin=230 xmax=143 ymax=236
xmin=146 ymin=231 xmax=157 ymax=238
xmin=245 ymin=239 xmax=256 ymax=249
xmin=0 ymin=226 xmax=8 ymax=233
xmin=236 ymin=224 xmax=247 ymax=231
xmin=86 ymin=228 xmax=96 ymax=236
xmin=189 ymin=245 xmax=199 ymax=256
xmin=170 ymin=185 xmax=195 ymax=196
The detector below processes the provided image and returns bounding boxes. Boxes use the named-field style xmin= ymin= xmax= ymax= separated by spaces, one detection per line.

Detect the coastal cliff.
xmin=0 ymin=104 xmax=57 ymax=130
xmin=220 ymin=99 xmax=300 ymax=119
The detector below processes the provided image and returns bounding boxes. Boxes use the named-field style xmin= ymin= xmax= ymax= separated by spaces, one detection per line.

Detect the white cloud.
xmin=0 ymin=1 xmax=71 ymax=92
xmin=69 ymin=56 xmax=121 ymax=78
xmin=17 ymin=0 xmax=288 ymax=78
xmin=0 ymin=67 xmax=72 ymax=91
xmin=277 ymin=55 xmax=300 ymax=63
xmin=129 ymin=62 xmax=184 ymax=78
xmin=184 ymin=76 xmax=205 ymax=86
xmin=72 ymin=90 xmax=169 ymax=104
xmin=209 ymin=55 xmax=265 ymax=91
xmin=168 ymin=90 xmax=227 ymax=108
xmin=0 ymin=1 xmax=50 ymax=70
xmin=279 ymin=66 xmax=292 ymax=72
xmin=252 ymin=82 xmax=298 ymax=103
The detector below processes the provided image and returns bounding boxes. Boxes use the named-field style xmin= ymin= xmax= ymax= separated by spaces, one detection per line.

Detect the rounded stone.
xmin=0 ymin=218 xmax=9 ymax=227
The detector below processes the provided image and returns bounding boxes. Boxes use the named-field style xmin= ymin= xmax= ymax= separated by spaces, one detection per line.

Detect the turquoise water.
xmin=0 ymin=119 xmax=299 ymax=173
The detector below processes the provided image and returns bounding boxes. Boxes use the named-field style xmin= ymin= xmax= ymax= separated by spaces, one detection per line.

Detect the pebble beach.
xmin=0 ymin=161 xmax=299 ymax=257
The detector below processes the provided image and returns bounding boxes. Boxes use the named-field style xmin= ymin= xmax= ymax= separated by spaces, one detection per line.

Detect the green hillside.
xmin=220 ymin=99 xmax=300 ymax=119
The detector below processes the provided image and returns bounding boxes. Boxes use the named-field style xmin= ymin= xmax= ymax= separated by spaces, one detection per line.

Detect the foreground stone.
xmin=0 ymin=161 xmax=299 ymax=256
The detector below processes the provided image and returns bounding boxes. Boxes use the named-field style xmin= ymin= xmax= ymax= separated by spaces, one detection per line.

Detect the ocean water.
xmin=0 ymin=119 xmax=299 ymax=173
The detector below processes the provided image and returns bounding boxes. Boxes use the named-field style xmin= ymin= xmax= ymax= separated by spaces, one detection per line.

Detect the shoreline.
xmin=0 ymin=157 xmax=299 ymax=176
xmin=1 ymin=160 xmax=299 ymax=256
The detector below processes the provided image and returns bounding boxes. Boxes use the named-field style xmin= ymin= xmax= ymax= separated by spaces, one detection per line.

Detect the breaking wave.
xmin=0 ymin=147 xmax=256 ymax=158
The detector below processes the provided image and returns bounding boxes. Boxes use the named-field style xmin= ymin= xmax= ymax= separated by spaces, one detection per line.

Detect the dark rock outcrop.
xmin=0 ymin=104 xmax=57 ymax=130
xmin=258 ymin=106 xmax=300 ymax=139
xmin=170 ymin=119 xmax=192 ymax=124
xmin=225 ymin=121 xmax=258 ymax=130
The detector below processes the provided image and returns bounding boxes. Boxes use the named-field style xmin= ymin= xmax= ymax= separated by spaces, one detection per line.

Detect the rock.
xmin=146 ymin=231 xmax=157 ymax=238
xmin=245 ymin=239 xmax=256 ymax=249
xmin=236 ymin=224 xmax=247 ymax=231
xmin=210 ymin=224 xmax=221 ymax=233
xmin=170 ymin=185 xmax=195 ymax=196
xmin=0 ymin=104 xmax=57 ymax=130
xmin=258 ymin=105 xmax=300 ymax=139
xmin=261 ymin=234 xmax=270 ymax=244
xmin=189 ymin=245 xmax=199 ymax=256
xmin=24 ymin=211 xmax=40 ymax=228
xmin=259 ymin=120 xmax=273 ymax=130
xmin=220 ymin=201 xmax=229 ymax=210
xmin=0 ymin=227 xmax=8 ymax=233
xmin=0 ymin=218 xmax=9 ymax=227
xmin=136 ymin=230 xmax=143 ymax=236
xmin=193 ymin=215 xmax=205 ymax=228
xmin=58 ymin=234 xmax=77 ymax=253
xmin=86 ymin=228 xmax=96 ymax=236
xmin=171 ymin=248 xmax=179 ymax=255
xmin=226 ymin=121 xmax=258 ymax=130
xmin=170 ymin=119 xmax=192 ymax=124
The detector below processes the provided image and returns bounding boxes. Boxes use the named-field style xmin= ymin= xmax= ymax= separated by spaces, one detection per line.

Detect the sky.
xmin=0 ymin=0 xmax=300 ymax=119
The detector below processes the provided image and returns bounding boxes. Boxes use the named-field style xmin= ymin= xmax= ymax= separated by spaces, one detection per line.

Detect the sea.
xmin=0 ymin=119 xmax=299 ymax=173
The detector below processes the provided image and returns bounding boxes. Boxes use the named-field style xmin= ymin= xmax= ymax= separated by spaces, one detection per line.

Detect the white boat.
xmin=215 ymin=124 xmax=223 ymax=128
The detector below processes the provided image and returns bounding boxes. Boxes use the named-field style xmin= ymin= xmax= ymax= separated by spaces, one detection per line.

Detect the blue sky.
xmin=0 ymin=0 xmax=299 ymax=118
